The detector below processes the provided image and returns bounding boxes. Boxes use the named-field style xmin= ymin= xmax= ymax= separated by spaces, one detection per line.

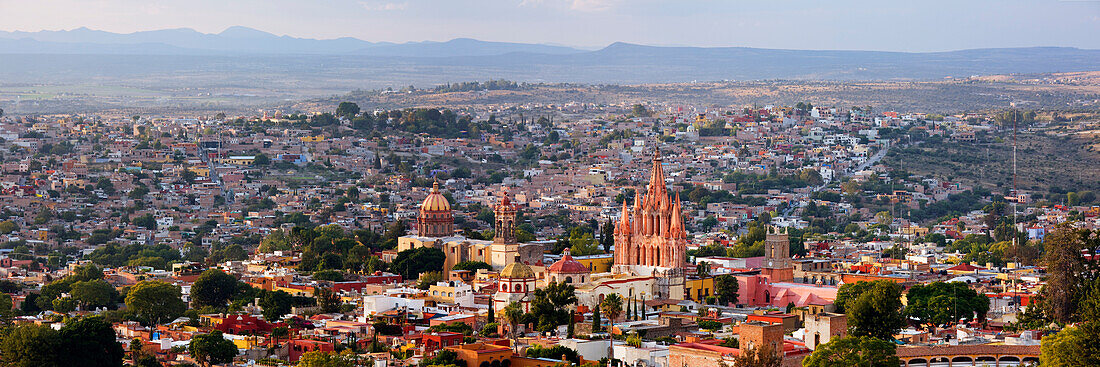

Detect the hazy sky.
xmin=1 ymin=0 xmax=1098 ymax=51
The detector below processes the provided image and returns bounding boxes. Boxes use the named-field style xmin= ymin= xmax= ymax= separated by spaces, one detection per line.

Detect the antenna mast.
xmin=1012 ymin=110 xmax=1020 ymax=304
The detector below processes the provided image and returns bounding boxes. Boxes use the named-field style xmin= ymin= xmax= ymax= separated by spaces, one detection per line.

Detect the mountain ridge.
xmin=0 ymin=26 xmax=1097 ymax=83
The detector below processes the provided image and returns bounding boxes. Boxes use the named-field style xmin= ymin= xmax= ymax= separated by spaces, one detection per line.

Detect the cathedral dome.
xmin=548 ymin=249 xmax=590 ymax=274
xmin=500 ymin=262 xmax=535 ymax=279
xmin=420 ymin=181 xmax=450 ymax=212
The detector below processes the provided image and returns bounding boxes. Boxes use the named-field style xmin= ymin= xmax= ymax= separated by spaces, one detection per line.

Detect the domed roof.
xmin=421 ymin=182 xmax=450 ymax=212
xmin=548 ymin=249 xmax=590 ymax=274
xmin=500 ymin=262 xmax=535 ymax=279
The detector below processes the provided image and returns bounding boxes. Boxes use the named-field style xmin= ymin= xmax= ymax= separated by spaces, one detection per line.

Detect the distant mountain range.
xmin=0 ymin=26 xmax=584 ymax=56
xmin=0 ymin=26 xmax=1098 ymax=83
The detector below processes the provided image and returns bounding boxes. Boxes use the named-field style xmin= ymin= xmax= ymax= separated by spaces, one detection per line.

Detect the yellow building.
xmin=188 ymin=167 xmax=211 ymax=177
xmin=300 ymin=135 xmax=325 ymax=142
xmin=572 ymin=254 xmax=614 ymax=273
xmin=685 ymin=277 xmax=715 ymax=302
xmin=217 ymin=156 xmax=255 ymax=166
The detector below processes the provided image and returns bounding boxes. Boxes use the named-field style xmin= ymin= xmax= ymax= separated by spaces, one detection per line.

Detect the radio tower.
xmin=1011 ymin=110 xmax=1020 ymax=306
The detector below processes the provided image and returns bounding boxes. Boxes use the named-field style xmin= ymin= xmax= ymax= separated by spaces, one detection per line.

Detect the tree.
xmin=391 ymin=247 xmax=445 ymax=279
xmin=502 ymin=302 xmax=525 ymax=351
xmin=600 ymin=293 xmax=623 ymax=324
xmin=190 ymin=331 xmax=238 ymax=367
xmin=838 ymin=280 xmax=904 ymax=340
xmin=74 ymin=263 xmax=104 ymax=281
xmin=592 ymin=305 xmax=602 ymax=332
xmin=416 ymin=271 xmax=444 ymax=290
xmin=58 ymin=316 xmax=126 ymax=367
xmin=715 ymin=274 xmax=740 ymax=305
xmin=874 ymin=211 xmax=892 ymax=225
xmin=700 ymin=216 xmax=719 ymax=231
xmin=69 ymin=279 xmax=118 ymax=310
xmin=259 ymin=229 xmax=292 ymax=253
xmin=451 ymin=261 xmax=492 ymax=272
xmin=1040 ymin=225 xmax=1090 ymax=323
xmin=315 ymin=287 xmax=341 ymax=313
xmin=529 ymin=281 xmax=577 ymax=332
xmin=600 ymin=218 xmax=614 ymax=252
xmin=125 ymin=281 xmax=186 ymax=325
xmin=729 ymin=344 xmax=781 ymax=367
xmin=253 ymin=153 xmax=271 ymax=166
xmin=833 ymin=281 xmax=872 ymax=314
xmin=1042 ymin=321 xmax=1100 ymax=366
xmin=427 ymin=321 xmax=473 ymax=335
xmin=131 ymin=214 xmax=157 ymax=230
xmin=801 ymin=336 xmax=900 ymax=367
xmin=336 ymin=102 xmax=360 ymax=119
xmin=698 ymin=320 xmax=723 ymax=331
xmin=0 ymin=293 xmax=12 ymax=324
xmin=258 ymin=289 xmax=293 ymax=321
xmin=298 ymin=350 xmax=358 ymax=367
xmin=190 ymin=269 xmax=237 ymax=308
xmin=0 ymin=220 xmax=17 ymax=234
xmin=525 ymin=345 xmax=580 ymax=364
xmin=905 ymin=282 xmax=989 ymax=325
xmin=419 ymin=349 xmax=465 ymax=367
xmin=0 ymin=323 xmax=62 ymax=367
xmin=697 ymin=262 xmax=711 ymax=277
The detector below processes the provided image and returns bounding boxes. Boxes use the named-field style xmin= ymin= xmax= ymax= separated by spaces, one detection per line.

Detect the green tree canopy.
xmin=0 ymin=323 xmax=61 ymax=367
xmin=190 ymin=331 xmax=238 ymax=367
xmin=715 ymin=274 xmax=740 ymax=305
xmin=336 ymin=102 xmax=361 ymax=119
xmin=391 ymin=247 xmax=445 ymax=279
xmin=905 ymin=281 xmax=989 ymax=325
xmin=58 ymin=316 xmax=125 ymax=367
xmin=528 ymin=281 xmax=577 ymax=332
xmin=125 ymin=281 xmax=187 ymax=325
xmin=600 ymin=293 xmax=623 ymax=323
xmin=69 ymin=279 xmax=119 ymax=310
xmin=191 ymin=269 xmax=238 ymax=308
xmin=451 ymin=261 xmax=492 ymax=272
xmin=298 ymin=350 xmax=358 ymax=367
xmin=801 ymin=335 xmax=900 ymax=367
xmin=837 ymin=280 xmax=904 ymax=340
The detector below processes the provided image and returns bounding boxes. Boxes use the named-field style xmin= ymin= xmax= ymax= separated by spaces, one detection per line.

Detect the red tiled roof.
xmin=947 ymin=263 xmax=985 ymax=271
xmin=547 ymin=250 xmax=589 ymax=274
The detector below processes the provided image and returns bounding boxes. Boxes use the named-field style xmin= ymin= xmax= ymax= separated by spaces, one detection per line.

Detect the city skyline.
xmin=1 ymin=0 xmax=1098 ymax=51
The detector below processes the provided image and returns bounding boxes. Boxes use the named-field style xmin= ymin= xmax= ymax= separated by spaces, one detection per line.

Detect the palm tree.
xmin=502 ymin=302 xmax=525 ymax=352
xmin=600 ymin=294 xmax=623 ymax=366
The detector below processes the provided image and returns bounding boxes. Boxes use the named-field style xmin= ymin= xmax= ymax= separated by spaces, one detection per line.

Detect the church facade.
xmin=397 ymin=186 xmax=542 ymax=281
xmin=613 ymin=149 xmax=689 ymax=273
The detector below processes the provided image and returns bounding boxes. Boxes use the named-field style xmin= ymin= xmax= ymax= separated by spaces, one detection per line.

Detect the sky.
xmin=0 ymin=0 xmax=1098 ymax=51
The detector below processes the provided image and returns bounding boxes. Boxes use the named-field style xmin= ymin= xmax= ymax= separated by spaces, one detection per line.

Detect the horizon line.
xmin=0 ymin=26 xmax=1096 ymax=54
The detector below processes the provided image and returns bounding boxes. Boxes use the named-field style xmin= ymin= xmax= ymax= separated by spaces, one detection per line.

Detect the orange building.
xmin=445 ymin=342 xmax=513 ymax=367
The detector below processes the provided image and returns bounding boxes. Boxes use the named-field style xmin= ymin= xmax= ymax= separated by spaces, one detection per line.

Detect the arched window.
xmin=500 ymin=284 xmax=506 ymax=292
xmin=565 ymin=276 xmax=573 ymax=283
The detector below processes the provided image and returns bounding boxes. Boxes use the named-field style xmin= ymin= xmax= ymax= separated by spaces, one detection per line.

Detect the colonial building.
xmin=613 ymin=149 xmax=689 ymax=273
xmin=762 ymin=227 xmax=794 ymax=283
xmin=416 ymin=181 xmax=454 ymax=237
xmin=398 ymin=189 xmax=542 ymax=282
xmin=546 ymin=248 xmax=591 ymax=286
xmin=493 ymin=260 xmax=535 ymax=312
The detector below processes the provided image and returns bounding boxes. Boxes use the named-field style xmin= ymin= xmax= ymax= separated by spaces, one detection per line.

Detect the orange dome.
xmin=421 ymin=181 xmax=450 ymax=212
xmin=548 ymin=249 xmax=590 ymax=274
